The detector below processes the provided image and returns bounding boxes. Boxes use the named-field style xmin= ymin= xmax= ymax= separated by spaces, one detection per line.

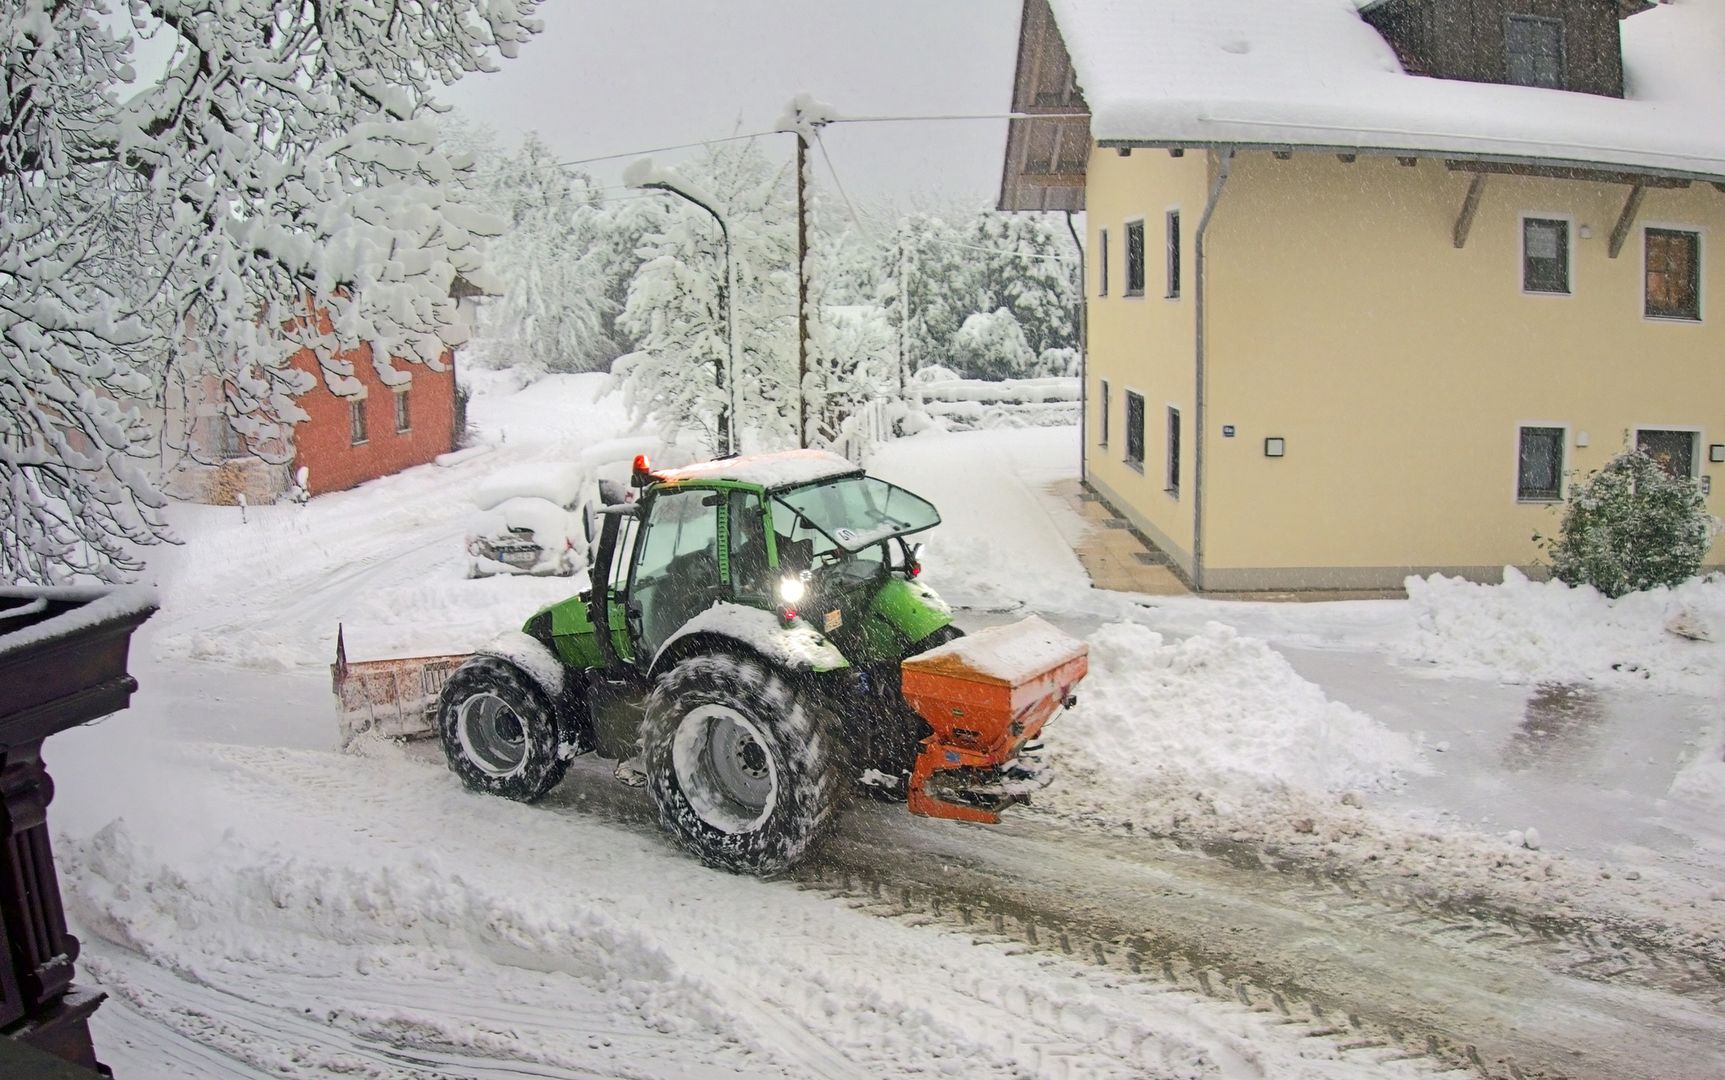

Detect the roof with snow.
xmin=1045 ymin=0 xmax=1725 ymax=183
xmin=655 ymin=449 xmax=862 ymax=491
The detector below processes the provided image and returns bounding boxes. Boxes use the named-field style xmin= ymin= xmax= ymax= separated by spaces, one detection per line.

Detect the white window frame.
xmin=1164 ymin=403 xmax=1182 ymax=498
xmin=1164 ymin=207 xmax=1182 ymax=300
xmin=1639 ymin=222 xmax=1705 ymax=324
xmin=1098 ymin=227 xmax=1110 ymax=298
xmin=1518 ymin=212 xmax=1575 ymax=297
xmin=349 ymin=397 xmax=369 ymax=446
xmin=1632 ymin=425 xmax=1705 ymax=479
xmin=1512 ymin=423 xmax=1568 ymax=504
xmin=1123 ymin=387 xmax=1147 ymax=471
xmin=1123 ymin=217 xmax=1147 ymax=298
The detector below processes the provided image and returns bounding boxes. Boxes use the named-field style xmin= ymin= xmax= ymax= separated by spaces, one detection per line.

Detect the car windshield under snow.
xmin=774 ymin=476 xmax=940 ymax=553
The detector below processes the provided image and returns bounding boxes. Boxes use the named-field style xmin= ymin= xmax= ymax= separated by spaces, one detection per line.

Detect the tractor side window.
xmin=727 ymin=492 xmax=770 ymax=600
xmin=630 ymin=489 xmax=722 ymax=660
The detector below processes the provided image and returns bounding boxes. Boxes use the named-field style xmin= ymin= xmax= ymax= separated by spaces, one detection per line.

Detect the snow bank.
xmin=1404 ymin=568 xmax=1725 ymax=694
xmin=1059 ymin=622 xmax=1426 ymax=803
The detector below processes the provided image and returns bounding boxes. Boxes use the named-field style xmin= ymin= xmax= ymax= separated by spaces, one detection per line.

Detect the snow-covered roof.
xmin=1047 ymin=0 xmax=1725 ymax=182
xmin=656 ymin=449 xmax=862 ymax=491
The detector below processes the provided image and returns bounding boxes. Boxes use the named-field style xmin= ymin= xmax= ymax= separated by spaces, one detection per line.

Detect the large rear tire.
xmin=641 ymin=655 xmax=842 ymax=875
xmin=438 ymin=656 xmax=568 ymax=802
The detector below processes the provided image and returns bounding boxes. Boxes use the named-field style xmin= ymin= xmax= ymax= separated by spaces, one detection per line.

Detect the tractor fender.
xmin=649 ymin=603 xmax=848 ymax=681
xmin=474 ymin=630 xmax=594 ymax=758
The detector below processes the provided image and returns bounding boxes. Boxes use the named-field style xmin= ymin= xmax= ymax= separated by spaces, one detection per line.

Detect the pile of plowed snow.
xmin=1057 ymin=622 xmax=1427 ymax=808
xmin=1403 ymin=568 xmax=1725 ymax=694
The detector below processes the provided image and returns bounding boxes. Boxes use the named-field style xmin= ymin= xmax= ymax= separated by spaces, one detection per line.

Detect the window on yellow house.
xmin=1645 ymin=229 xmax=1700 ymax=321
xmin=1517 ymin=427 xmax=1563 ymax=501
xmin=1125 ymin=221 xmax=1145 ymax=296
xmin=1165 ymin=211 xmax=1181 ymax=299
xmin=1166 ymin=406 xmax=1181 ymax=497
xmin=1522 ymin=217 xmax=1569 ymax=294
xmin=1637 ymin=429 xmax=1697 ymax=478
xmin=1125 ymin=391 xmax=1144 ymax=468
xmin=1099 ymin=380 xmax=1110 ymax=447
xmin=1099 ymin=228 xmax=1110 ymax=296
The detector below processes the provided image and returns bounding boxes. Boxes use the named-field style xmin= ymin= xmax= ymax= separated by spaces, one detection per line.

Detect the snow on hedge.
xmin=1057 ymin=622 xmax=1427 ymax=806
xmin=1403 ymin=568 xmax=1725 ymax=694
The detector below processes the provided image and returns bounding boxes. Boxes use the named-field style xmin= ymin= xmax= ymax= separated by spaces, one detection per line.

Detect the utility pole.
xmin=795 ymin=133 xmax=810 ymax=449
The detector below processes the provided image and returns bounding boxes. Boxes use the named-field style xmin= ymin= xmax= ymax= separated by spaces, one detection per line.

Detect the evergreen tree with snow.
xmin=612 ymin=141 xmax=797 ymax=454
xmin=1540 ymin=449 xmax=1719 ymax=598
xmin=468 ymin=133 xmax=620 ymax=375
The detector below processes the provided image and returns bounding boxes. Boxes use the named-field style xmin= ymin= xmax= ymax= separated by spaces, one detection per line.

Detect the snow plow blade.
xmin=332 ymin=625 xmax=469 ymax=748
xmin=900 ymin=616 xmax=1087 ymax=824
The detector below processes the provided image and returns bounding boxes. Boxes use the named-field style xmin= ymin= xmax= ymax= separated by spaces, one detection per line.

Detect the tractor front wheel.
xmin=641 ymin=655 xmax=842 ymax=875
xmin=438 ymin=656 xmax=568 ymax=802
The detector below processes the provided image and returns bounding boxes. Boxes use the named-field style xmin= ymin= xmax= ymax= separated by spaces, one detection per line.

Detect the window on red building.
xmin=394 ymin=389 xmax=411 ymax=433
xmin=350 ymin=399 xmax=368 ymax=445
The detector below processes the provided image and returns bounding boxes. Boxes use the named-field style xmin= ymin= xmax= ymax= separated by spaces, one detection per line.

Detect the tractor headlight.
xmin=778 ymin=576 xmax=806 ymax=605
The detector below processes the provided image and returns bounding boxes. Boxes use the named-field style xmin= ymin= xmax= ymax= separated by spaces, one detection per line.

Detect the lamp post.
xmin=632 ymin=174 xmax=737 ymax=456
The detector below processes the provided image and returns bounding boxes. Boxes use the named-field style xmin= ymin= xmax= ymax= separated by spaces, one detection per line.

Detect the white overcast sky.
xmin=434 ymin=0 xmax=1024 ymax=209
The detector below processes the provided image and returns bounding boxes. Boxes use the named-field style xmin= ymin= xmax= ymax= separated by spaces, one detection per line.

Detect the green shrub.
xmin=1539 ymin=449 xmax=1718 ymax=598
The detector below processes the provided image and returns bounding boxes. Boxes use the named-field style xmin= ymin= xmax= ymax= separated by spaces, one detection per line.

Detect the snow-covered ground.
xmin=45 ymin=373 xmax=1725 ymax=1077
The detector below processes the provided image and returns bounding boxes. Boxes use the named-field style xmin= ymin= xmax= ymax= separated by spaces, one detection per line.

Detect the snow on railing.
xmin=834 ymin=374 xmax=1080 ymax=464
xmin=911 ymin=374 xmax=1079 ymax=432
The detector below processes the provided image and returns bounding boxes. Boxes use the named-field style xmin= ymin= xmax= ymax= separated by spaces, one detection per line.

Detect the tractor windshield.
xmin=772 ymin=476 xmax=940 ymax=554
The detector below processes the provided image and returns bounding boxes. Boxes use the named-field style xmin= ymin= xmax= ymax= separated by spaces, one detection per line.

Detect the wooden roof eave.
xmin=1092 ymin=138 xmax=1725 ymax=189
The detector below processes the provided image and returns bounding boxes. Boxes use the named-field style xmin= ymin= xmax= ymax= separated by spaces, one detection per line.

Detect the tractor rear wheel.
xmin=641 ymin=654 xmax=843 ymax=875
xmin=438 ymin=656 xmax=568 ymax=802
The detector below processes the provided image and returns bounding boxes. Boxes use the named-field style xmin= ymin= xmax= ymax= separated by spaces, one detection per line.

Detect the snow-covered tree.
xmin=613 ymin=141 xmax=796 ymax=453
xmin=467 ymin=133 xmax=619 ymax=374
xmin=1539 ymin=449 xmax=1720 ymax=598
xmin=951 ymin=309 xmax=1036 ymax=380
xmin=1 ymin=0 xmax=540 ymax=584
xmin=875 ymin=208 xmax=1079 ymax=381
xmin=1 ymin=6 xmax=161 ymax=582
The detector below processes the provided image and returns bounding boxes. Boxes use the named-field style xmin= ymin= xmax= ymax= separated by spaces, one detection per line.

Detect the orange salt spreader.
xmin=899 ymin=616 xmax=1089 ymax=824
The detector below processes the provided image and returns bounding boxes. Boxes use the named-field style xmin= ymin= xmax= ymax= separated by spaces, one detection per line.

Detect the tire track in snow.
xmin=70 ymin=742 xmax=1380 ymax=1080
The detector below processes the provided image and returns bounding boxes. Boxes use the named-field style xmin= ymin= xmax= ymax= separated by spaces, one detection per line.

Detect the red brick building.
xmin=162 ymin=293 xmax=472 ymax=504
xmin=289 ymin=341 xmax=458 ymax=497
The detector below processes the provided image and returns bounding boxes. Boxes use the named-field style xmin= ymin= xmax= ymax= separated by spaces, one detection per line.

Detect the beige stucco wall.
xmin=1083 ymin=148 xmax=1212 ymax=577
xmin=1085 ymin=148 xmax=1724 ymax=590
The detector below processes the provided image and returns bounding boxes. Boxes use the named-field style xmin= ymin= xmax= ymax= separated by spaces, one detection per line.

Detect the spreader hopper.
xmin=900 ymin=616 xmax=1088 ymax=823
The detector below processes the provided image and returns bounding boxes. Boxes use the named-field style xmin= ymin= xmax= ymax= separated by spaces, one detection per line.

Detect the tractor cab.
xmin=588 ymin=450 xmax=943 ymax=671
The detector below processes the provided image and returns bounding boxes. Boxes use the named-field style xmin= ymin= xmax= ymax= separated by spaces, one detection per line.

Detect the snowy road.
xmin=45 ymin=375 xmax=1725 ymax=1078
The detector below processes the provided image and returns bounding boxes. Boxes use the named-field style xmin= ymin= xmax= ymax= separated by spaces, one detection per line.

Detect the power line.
xmin=461 ymin=111 xmax=1090 ymax=182
xmin=812 ymin=135 xmax=1080 ymax=264
xmin=825 ymin=111 xmax=1089 ymax=124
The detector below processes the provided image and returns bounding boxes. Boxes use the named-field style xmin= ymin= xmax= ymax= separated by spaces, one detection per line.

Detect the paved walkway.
xmin=1053 ymin=479 xmax=1402 ymax=601
xmin=1052 ymin=479 xmax=1193 ymax=596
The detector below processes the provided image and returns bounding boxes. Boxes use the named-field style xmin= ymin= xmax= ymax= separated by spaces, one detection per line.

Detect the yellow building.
xmin=1001 ymin=0 xmax=1724 ymax=591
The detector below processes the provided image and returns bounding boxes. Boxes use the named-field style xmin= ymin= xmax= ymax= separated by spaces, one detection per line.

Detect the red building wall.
xmin=290 ymin=341 xmax=457 ymax=497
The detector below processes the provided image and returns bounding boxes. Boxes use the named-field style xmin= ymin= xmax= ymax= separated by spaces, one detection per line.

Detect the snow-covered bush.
xmin=1036 ymin=347 xmax=1080 ymax=378
xmin=951 ymin=309 xmax=1036 ymax=380
xmin=1539 ymin=449 xmax=1719 ymax=598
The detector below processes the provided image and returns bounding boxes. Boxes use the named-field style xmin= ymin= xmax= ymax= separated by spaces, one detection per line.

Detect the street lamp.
xmin=624 ymin=159 xmax=738 ymax=456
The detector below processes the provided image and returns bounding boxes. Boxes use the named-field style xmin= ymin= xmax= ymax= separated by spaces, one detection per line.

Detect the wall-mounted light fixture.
xmin=1710 ymin=443 xmax=1725 ymax=464
xmin=1264 ymin=437 xmax=1285 ymax=458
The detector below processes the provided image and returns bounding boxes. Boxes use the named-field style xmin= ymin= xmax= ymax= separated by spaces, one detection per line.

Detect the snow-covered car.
xmin=465 ymin=464 xmax=601 ymax=578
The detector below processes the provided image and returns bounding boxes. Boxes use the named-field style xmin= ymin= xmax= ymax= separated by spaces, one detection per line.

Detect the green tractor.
xmin=434 ymin=448 xmax=1085 ymax=875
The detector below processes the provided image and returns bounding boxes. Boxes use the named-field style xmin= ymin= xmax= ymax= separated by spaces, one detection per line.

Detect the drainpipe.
xmin=1065 ymin=210 xmax=1086 ymax=483
xmin=1192 ymin=147 xmax=1234 ymax=593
